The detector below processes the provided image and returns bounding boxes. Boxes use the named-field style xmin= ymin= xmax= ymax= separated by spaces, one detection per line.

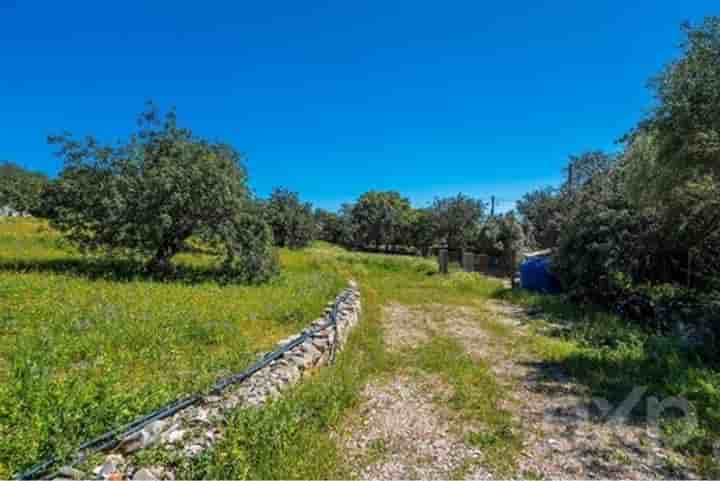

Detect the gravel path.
xmin=340 ymin=375 xmax=491 ymax=480
xmin=340 ymin=300 xmax=698 ymax=480
xmin=483 ymin=301 xmax=698 ymax=480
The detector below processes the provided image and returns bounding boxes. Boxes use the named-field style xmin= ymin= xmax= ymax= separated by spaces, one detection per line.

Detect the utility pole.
xmin=490 ymin=196 xmax=495 ymax=217
xmin=568 ymin=164 xmax=574 ymax=194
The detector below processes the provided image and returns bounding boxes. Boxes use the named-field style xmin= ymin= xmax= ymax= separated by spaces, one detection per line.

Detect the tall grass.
xmin=0 ymin=219 xmax=345 ymax=478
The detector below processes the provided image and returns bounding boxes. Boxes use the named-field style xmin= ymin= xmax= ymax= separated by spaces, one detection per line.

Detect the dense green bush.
xmin=515 ymin=18 xmax=720 ymax=345
xmin=0 ymin=162 xmax=49 ymax=214
xmin=551 ymin=171 xmax=720 ymax=346
xmin=217 ymin=212 xmax=279 ymax=283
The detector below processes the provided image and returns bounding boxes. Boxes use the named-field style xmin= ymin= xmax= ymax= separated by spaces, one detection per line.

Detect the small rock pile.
xmin=57 ymin=282 xmax=361 ymax=481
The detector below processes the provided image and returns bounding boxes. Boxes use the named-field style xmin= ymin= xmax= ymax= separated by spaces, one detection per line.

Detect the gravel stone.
xmin=132 ymin=468 xmax=158 ymax=480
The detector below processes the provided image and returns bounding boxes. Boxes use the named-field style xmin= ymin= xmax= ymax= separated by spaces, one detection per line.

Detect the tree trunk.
xmin=148 ymin=243 xmax=179 ymax=276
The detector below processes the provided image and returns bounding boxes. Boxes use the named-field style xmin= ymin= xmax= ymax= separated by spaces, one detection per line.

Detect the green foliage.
xmin=647 ymin=16 xmax=720 ymax=183
xmin=44 ymin=103 xmax=274 ymax=279
xmin=0 ymin=161 xmax=49 ymax=214
xmin=217 ymin=212 xmax=279 ymax=283
xmin=314 ymin=208 xmax=350 ymax=246
xmin=264 ymin=188 xmax=316 ymax=249
xmin=563 ymin=150 xmax=617 ymax=192
xmin=430 ymin=193 xmax=486 ymax=250
xmin=552 ymin=171 xmax=720 ymax=310
xmin=406 ymin=207 xmax=435 ymax=256
xmin=472 ymin=212 xmax=525 ymax=260
xmin=350 ymin=190 xmax=412 ymax=250
xmin=516 ymin=187 xmax=564 ymax=249
xmin=516 ymin=19 xmax=720 ymax=341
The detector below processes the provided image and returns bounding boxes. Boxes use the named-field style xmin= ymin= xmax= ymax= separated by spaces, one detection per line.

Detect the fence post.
xmin=438 ymin=247 xmax=449 ymax=274
xmin=476 ymin=254 xmax=489 ymax=273
xmin=462 ymin=251 xmax=475 ymax=272
xmin=508 ymin=250 xmax=518 ymax=277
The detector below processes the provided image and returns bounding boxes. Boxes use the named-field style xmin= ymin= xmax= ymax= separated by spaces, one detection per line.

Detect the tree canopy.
xmin=514 ymin=17 xmax=720 ymax=320
xmin=44 ymin=103 xmax=277 ymax=281
xmin=350 ymin=191 xmax=412 ymax=250
xmin=264 ymin=188 xmax=316 ymax=249
xmin=430 ymin=194 xmax=486 ymax=250
xmin=0 ymin=161 xmax=49 ymax=214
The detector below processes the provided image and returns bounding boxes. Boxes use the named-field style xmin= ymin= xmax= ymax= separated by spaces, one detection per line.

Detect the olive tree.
xmin=315 ymin=208 xmax=352 ymax=245
xmin=45 ymin=104 xmax=277 ymax=281
xmin=350 ymin=191 xmax=412 ymax=250
xmin=407 ymin=208 xmax=435 ymax=256
xmin=264 ymin=188 xmax=316 ymax=249
xmin=430 ymin=194 xmax=485 ymax=250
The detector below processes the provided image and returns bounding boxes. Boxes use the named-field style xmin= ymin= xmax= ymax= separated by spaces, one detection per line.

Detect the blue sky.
xmin=0 ymin=1 xmax=713 ymax=211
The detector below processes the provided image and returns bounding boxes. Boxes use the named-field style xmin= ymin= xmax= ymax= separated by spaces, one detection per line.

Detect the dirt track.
xmin=338 ymin=301 xmax=697 ymax=480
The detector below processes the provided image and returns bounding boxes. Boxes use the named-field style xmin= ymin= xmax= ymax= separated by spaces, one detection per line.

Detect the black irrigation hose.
xmin=14 ymin=289 xmax=355 ymax=481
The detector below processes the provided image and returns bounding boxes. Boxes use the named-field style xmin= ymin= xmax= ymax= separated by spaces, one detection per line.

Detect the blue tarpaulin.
xmin=520 ymin=256 xmax=561 ymax=294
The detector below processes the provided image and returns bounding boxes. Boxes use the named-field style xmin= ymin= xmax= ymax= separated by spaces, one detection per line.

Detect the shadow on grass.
xmin=495 ymin=287 xmax=720 ymax=474
xmin=0 ymin=257 xmax=232 ymax=284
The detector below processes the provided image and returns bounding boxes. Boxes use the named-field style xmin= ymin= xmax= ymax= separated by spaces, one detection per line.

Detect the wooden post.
xmin=438 ymin=247 xmax=449 ymax=274
xmin=507 ymin=250 xmax=518 ymax=277
xmin=462 ymin=251 xmax=475 ymax=272
xmin=476 ymin=254 xmax=489 ymax=273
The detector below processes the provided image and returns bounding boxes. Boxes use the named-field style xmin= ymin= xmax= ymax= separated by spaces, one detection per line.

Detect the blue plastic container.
xmin=520 ymin=256 xmax=561 ymax=294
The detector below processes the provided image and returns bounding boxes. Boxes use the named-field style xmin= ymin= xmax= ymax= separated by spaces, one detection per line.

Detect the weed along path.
xmin=334 ymin=284 xmax=699 ymax=479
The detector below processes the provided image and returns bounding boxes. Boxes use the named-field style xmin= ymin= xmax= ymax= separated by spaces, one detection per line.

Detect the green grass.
xmin=497 ymin=288 xmax=720 ymax=477
xmin=0 ymin=218 xmax=346 ymax=478
xmin=17 ymin=217 xmax=713 ymax=479
xmin=411 ymin=336 xmax=521 ymax=476
xmin=165 ymin=248 xmax=516 ymax=479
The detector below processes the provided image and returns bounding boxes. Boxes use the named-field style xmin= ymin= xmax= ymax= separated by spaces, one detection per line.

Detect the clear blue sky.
xmin=0 ymin=1 xmax=713 ymax=211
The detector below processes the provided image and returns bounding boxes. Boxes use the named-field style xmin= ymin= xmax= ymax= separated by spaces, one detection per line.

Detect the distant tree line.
xmin=314 ymin=191 xmax=525 ymax=264
xmin=0 ymin=161 xmax=49 ymax=214
xmin=516 ymin=17 xmax=720 ymax=336
xmin=4 ymin=16 xmax=717 ymax=299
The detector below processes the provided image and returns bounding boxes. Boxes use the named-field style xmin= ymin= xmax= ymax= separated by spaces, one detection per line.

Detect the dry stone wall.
xmin=66 ymin=281 xmax=361 ymax=481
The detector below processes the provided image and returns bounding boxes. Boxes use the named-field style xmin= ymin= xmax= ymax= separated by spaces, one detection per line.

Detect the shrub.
xmin=218 ymin=212 xmax=279 ymax=283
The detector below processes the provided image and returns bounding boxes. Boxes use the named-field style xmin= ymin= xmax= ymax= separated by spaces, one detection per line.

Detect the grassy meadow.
xmin=164 ymin=248 xmax=720 ymax=478
xmin=0 ymin=218 xmax=346 ymax=478
xmin=4 ymin=217 xmax=719 ymax=479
